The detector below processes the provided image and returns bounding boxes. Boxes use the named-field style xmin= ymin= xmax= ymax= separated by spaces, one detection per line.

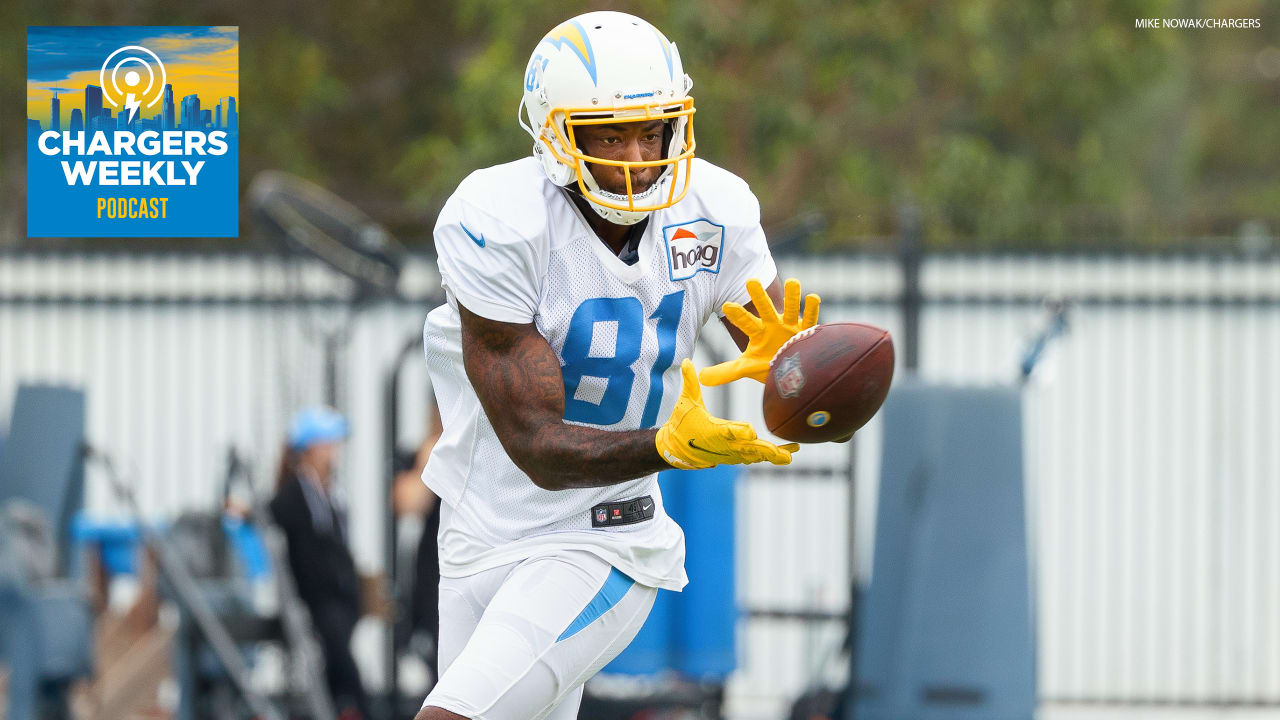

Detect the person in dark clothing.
xmin=269 ymin=406 xmax=369 ymax=720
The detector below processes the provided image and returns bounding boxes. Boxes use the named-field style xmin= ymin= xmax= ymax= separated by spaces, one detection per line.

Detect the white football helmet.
xmin=518 ymin=11 xmax=696 ymax=225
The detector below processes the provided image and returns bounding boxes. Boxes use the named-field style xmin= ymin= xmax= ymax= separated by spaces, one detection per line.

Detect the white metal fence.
xmin=1 ymin=251 xmax=1278 ymax=717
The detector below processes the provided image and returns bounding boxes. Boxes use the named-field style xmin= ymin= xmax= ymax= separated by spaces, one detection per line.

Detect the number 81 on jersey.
xmin=560 ymin=290 xmax=684 ymax=428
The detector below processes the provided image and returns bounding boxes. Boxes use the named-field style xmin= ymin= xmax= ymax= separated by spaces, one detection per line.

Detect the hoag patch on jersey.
xmin=662 ymin=218 xmax=724 ymax=281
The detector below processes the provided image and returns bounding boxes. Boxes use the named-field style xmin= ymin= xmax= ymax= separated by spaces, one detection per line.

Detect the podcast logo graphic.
xmin=27 ymin=27 xmax=239 ymax=238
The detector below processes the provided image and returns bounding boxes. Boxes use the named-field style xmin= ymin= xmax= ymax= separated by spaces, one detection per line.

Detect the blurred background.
xmin=2 ymin=0 xmax=1278 ymax=719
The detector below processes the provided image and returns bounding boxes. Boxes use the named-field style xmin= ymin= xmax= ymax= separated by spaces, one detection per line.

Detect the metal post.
xmin=898 ymin=205 xmax=922 ymax=372
xmin=383 ymin=332 xmax=425 ymax=719
xmin=325 ymin=332 xmax=341 ymax=408
xmin=845 ymin=436 xmax=859 ymax=720
xmin=383 ymin=356 xmax=399 ymax=720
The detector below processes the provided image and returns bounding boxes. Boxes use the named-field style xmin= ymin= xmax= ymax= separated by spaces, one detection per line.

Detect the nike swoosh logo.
xmin=460 ymin=222 xmax=485 ymax=248
xmin=641 ymin=503 xmax=652 ymax=511
xmin=687 ymin=439 xmax=729 ymax=456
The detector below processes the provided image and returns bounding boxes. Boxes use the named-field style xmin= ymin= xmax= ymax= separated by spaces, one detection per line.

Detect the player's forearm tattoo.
xmin=459 ymin=305 xmax=670 ymax=490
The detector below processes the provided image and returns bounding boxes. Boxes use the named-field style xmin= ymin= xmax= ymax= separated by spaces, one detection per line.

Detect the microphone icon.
xmin=99 ymin=45 xmax=167 ymax=125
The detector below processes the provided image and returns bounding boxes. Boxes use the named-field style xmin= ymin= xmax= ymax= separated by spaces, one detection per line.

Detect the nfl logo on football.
xmin=775 ymin=354 xmax=806 ymax=398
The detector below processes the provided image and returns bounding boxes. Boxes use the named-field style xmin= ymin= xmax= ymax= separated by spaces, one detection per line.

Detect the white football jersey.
xmin=422 ymin=156 xmax=777 ymax=591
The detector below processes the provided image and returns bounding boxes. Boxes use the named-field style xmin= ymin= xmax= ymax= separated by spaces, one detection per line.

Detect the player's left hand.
xmin=701 ymin=277 xmax=821 ymax=385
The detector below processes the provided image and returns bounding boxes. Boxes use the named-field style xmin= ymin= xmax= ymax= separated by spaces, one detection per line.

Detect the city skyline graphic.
xmin=27 ymin=26 xmax=238 ymax=133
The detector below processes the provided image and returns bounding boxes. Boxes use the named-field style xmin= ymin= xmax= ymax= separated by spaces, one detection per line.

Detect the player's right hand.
xmin=701 ymin=277 xmax=821 ymax=386
xmin=655 ymin=359 xmax=799 ymax=470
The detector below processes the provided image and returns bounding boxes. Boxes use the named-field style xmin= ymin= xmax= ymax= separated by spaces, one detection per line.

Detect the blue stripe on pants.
xmin=556 ymin=567 xmax=635 ymax=642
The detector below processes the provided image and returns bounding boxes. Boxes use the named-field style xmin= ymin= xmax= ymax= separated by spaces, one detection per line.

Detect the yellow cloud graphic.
xmin=141 ymin=33 xmax=237 ymax=58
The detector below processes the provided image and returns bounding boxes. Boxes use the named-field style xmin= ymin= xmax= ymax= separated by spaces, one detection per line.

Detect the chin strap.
xmin=562 ymin=180 xmax=647 ymax=226
xmin=577 ymin=164 xmax=671 ymax=225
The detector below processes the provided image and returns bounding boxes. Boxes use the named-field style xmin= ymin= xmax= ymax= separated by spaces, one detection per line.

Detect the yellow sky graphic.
xmin=27 ymin=35 xmax=238 ymax=127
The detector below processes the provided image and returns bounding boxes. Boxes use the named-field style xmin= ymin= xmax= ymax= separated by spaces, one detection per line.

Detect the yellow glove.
xmin=700 ymin=277 xmax=821 ymax=385
xmin=656 ymin=359 xmax=799 ymax=470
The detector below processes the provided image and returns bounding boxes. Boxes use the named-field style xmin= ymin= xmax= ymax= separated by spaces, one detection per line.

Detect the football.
xmin=763 ymin=323 xmax=895 ymax=443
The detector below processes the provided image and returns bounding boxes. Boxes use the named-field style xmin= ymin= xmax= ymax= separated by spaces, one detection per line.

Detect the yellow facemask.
xmin=540 ymin=98 xmax=697 ymax=213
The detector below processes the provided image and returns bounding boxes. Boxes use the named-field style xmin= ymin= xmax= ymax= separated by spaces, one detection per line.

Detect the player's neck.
xmin=569 ymin=192 xmax=631 ymax=255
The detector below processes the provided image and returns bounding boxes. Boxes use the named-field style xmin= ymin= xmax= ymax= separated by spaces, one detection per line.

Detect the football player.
xmin=416 ymin=11 xmax=821 ymax=720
